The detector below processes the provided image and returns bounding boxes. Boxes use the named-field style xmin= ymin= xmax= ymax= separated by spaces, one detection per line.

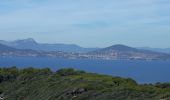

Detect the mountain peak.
xmin=105 ymin=44 xmax=137 ymax=51
xmin=16 ymin=38 xmax=35 ymax=42
xmin=15 ymin=38 xmax=37 ymax=44
xmin=109 ymin=44 xmax=130 ymax=48
xmin=24 ymin=38 xmax=35 ymax=42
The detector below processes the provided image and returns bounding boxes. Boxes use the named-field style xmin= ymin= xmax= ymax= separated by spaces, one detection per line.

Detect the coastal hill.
xmin=0 ymin=44 xmax=17 ymax=52
xmin=87 ymin=44 xmax=170 ymax=60
xmin=0 ymin=67 xmax=170 ymax=100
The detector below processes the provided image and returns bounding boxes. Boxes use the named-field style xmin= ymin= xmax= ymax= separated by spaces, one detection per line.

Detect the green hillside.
xmin=0 ymin=67 xmax=170 ymax=100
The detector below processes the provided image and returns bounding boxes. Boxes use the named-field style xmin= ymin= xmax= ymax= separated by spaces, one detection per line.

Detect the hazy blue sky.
xmin=0 ymin=0 xmax=170 ymax=48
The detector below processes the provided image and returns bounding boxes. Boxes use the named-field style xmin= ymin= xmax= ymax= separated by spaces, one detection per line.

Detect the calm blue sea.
xmin=0 ymin=57 xmax=170 ymax=83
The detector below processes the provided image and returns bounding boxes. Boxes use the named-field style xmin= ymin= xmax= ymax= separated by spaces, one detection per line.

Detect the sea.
xmin=0 ymin=57 xmax=170 ymax=84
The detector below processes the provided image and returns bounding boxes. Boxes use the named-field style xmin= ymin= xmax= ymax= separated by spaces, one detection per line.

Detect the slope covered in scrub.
xmin=0 ymin=67 xmax=170 ymax=100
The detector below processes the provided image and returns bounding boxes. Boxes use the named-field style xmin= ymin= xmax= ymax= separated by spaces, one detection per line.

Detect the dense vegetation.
xmin=0 ymin=67 xmax=170 ymax=100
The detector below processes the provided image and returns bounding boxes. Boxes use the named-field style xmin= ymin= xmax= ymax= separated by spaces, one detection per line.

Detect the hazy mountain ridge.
xmin=0 ymin=38 xmax=98 ymax=53
xmin=1 ymin=38 xmax=170 ymax=54
xmin=0 ymin=43 xmax=79 ymax=58
xmin=0 ymin=40 xmax=170 ymax=60
xmin=138 ymin=47 xmax=170 ymax=54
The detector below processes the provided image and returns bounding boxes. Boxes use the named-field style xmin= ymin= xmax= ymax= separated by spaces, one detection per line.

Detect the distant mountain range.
xmin=0 ymin=38 xmax=98 ymax=53
xmin=1 ymin=38 xmax=170 ymax=54
xmin=0 ymin=43 xmax=79 ymax=58
xmin=138 ymin=47 xmax=170 ymax=54
xmin=0 ymin=39 xmax=170 ymax=60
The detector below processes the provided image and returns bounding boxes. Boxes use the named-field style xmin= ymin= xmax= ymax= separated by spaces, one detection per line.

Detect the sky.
xmin=0 ymin=0 xmax=170 ymax=48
